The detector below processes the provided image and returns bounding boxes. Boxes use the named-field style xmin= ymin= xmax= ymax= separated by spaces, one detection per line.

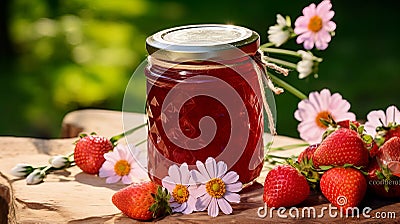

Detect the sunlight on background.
xmin=1 ymin=0 xmax=399 ymax=138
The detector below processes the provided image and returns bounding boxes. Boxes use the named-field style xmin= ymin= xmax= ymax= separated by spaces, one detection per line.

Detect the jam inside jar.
xmin=145 ymin=24 xmax=267 ymax=185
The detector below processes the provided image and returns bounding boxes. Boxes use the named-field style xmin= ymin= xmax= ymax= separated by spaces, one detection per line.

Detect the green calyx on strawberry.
xmin=313 ymin=128 xmax=370 ymax=169
xmin=263 ymin=164 xmax=310 ymax=207
xmin=289 ymin=144 xmax=321 ymax=188
xmin=374 ymin=122 xmax=400 ymax=147
xmin=320 ymin=167 xmax=367 ymax=214
xmin=319 ymin=116 xmax=360 ymax=140
xmin=112 ymin=181 xmax=172 ymax=221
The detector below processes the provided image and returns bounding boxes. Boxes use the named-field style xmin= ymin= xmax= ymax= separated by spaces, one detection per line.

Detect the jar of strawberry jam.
xmin=145 ymin=24 xmax=268 ymax=185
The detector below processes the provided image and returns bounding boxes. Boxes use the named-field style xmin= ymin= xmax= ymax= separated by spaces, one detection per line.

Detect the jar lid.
xmin=146 ymin=24 xmax=260 ymax=62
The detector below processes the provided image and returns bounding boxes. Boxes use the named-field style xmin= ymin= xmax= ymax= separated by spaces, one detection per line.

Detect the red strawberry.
xmin=320 ymin=167 xmax=367 ymax=213
xmin=377 ymin=136 xmax=400 ymax=177
xmin=74 ymin=134 xmax=114 ymax=174
xmin=386 ymin=126 xmax=400 ymax=140
xmin=337 ymin=120 xmax=360 ymax=129
xmin=369 ymin=142 xmax=380 ymax=158
xmin=366 ymin=159 xmax=400 ymax=198
xmin=297 ymin=144 xmax=319 ymax=163
xmin=295 ymin=144 xmax=321 ymax=186
xmin=263 ymin=165 xmax=310 ymax=207
xmin=112 ymin=181 xmax=171 ymax=221
xmin=313 ymin=128 xmax=369 ymax=168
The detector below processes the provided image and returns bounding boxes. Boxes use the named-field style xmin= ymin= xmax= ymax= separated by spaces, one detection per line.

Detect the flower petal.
xmin=196 ymin=194 xmax=211 ymax=211
xmin=121 ymin=175 xmax=132 ymax=184
xmin=208 ymin=198 xmax=219 ymax=217
xmin=222 ymin=171 xmax=239 ymax=184
xmin=162 ymin=176 xmax=176 ymax=192
xmin=196 ymin=160 xmax=211 ymax=180
xmin=103 ymin=152 xmax=118 ymax=163
xmin=106 ymin=175 xmax=121 ymax=184
xmin=179 ymin=163 xmax=191 ymax=185
xmin=191 ymin=170 xmax=208 ymax=184
xmin=191 ymin=184 xmax=206 ymax=198
xmin=216 ymin=161 xmax=227 ymax=178
xmin=173 ymin=202 xmax=187 ymax=213
xmin=225 ymin=181 xmax=242 ymax=192
xmin=217 ymin=198 xmax=233 ymax=215
xmin=99 ymin=168 xmax=115 ymax=178
xmin=168 ymin=164 xmax=182 ymax=183
xmin=205 ymin=157 xmax=217 ymax=178
xmin=223 ymin=192 xmax=241 ymax=203
xmin=386 ymin=105 xmax=400 ymax=124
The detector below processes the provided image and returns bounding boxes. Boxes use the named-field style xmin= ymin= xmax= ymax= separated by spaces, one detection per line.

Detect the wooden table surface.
xmin=0 ymin=109 xmax=399 ymax=223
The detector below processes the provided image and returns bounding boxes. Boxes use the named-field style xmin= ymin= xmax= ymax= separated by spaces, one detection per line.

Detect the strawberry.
xmin=294 ymin=144 xmax=321 ymax=187
xmin=375 ymin=123 xmax=400 ymax=146
xmin=313 ymin=128 xmax=369 ymax=168
xmin=320 ymin=167 xmax=367 ymax=213
xmin=377 ymin=136 xmax=400 ymax=177
xmin=74 ymin=134 xmax=114 ymax=174
xmin=263 ymin=165 xmax=310 ymax=207
xmin=386 ymin=126 xmax=400 ymax=140
xmin=336 ymin=120 xmax=360 ymax=129
xmin=366 ymin=159 xmax=400 ymax=198
xmin=297 ymin=144 xmax=319 ymax=163
xmin=112 ymin=181 xmax=171 ymax=221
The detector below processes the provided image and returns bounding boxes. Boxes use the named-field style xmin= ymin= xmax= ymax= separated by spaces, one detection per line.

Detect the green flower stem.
xmin=41 ymin=165 xmax=53 ymax=174
xmin=265 ymin=57 xmax=297 ymax=70
xmin=110 ymin=122 xmax=147 ymax=144
xmin=268 ymin=72 xmax=308 ymax=100
xmin=269 ymin=143 xmax=309 ymax=152
xmin=261 ymin=42 xmax=275 ymax=48
xmin=134 ymin=139 xmax=147 ymax=147
xmin=265 ymin=154 xmax=290 ymax=160
xmin=260 ymin=47 xmax=301 ymax=58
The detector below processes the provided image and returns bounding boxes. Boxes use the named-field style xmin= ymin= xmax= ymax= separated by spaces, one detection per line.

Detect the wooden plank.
xmin=0 ymin=110 xmax=397 ymax=223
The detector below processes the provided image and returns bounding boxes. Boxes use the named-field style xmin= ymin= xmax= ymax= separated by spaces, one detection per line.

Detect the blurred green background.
xmin=1 ymin=0 xmax=399 ymax=138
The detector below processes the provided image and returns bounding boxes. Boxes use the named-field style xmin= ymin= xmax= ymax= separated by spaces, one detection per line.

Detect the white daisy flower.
xmin=297 ymin=50 xmax=315 ymax=79
xmin=99 ymin=144 xmax=148 ymax=184
xmin=162 ymin=163 xmax=197 ymax=214
xmin=268 ymin=14 xmax=291 ymax=47
xmin=364 ymin=105 xmax=400 ymax=136
xmin=191 ymin=157 xmax=242 ymax=217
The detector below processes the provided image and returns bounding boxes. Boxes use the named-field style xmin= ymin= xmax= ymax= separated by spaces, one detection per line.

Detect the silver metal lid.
xmin=146 ymin=24 xmax=259 ymax=62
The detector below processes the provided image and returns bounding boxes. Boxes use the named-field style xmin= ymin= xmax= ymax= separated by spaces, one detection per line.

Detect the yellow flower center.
xmin=315 ymin=111 xmax=332 ymax=128
xmin=206 ymin=178 xmax=226 ymax=198
xmin=172 ymin=184 xmax=189 ymax=204
xmin=308 ymin=15 xmax=323 ymax=32
xmin=114 ymin=160 xmax=131 ymax=176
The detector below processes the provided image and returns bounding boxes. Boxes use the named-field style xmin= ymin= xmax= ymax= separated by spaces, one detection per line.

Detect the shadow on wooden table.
xmin=75 ymin=172 xmax=127 ymax=191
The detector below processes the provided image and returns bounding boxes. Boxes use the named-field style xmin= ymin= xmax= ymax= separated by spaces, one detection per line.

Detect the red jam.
xmin=145 ymin=25 xmax=265 ymax=184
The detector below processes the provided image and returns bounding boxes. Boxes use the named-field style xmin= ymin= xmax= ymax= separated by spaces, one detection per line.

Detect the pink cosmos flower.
xmin=99 ymin=144 xmax=148 ymax=184
xmin=294 ymin=0 xmax=336 ymax=50
xmin=364 ymin=105 xmax=400 ymax=136
xmin=294 ymin=89 xmax=356 ymax=144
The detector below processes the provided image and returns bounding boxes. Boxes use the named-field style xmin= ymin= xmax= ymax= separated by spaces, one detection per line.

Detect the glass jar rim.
xmin=146 ymin=24 xmax=260 ymax=62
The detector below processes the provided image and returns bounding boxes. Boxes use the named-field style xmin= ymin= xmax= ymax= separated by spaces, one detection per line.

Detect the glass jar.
xmin=145 ymin=24 xmax=266 ymax=185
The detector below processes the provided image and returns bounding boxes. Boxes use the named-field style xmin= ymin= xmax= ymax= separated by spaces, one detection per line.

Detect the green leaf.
xmin=319 ymin=165 xmax=333 ymax=171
